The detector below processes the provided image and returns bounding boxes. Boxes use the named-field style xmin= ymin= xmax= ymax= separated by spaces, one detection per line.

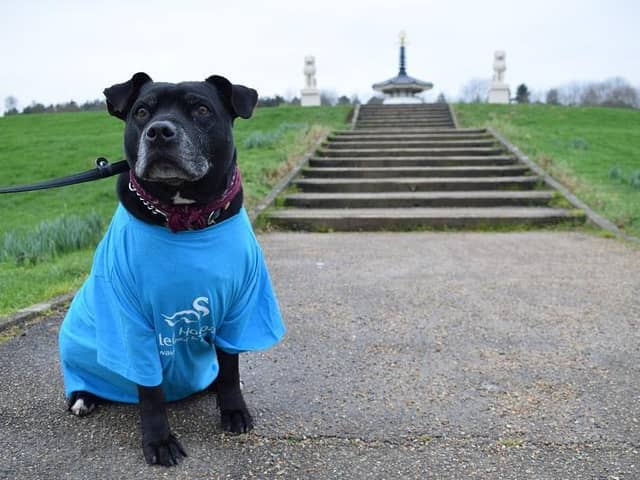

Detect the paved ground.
xmin=1 ymin=231 xmax=639 ymax=479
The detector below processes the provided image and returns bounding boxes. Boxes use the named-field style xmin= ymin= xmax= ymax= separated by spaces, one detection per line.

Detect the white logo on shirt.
xmin=161 ymin=296 xmax=211 ymax=327
xmin=158 ymin=296 xmax=214 ymax=356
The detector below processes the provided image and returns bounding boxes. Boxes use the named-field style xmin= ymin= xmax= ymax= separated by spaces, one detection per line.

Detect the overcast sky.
xmin=1 ymin=0 xmax=639 ymax=109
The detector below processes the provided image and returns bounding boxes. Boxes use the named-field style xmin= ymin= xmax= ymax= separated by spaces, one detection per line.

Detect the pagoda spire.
xmin=399 ymin=30 xmax=407 ymax=76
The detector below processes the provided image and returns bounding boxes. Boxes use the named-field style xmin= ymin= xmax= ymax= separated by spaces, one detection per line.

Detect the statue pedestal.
xmin=301 ymin=88 xmax=321 ymax=107
xmin=488 ymin=82 xmax=510 ymax=104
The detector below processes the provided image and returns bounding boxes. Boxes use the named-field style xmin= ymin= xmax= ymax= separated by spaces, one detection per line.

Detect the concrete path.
xmin=1 ymin=232 xmax=639 ymax=479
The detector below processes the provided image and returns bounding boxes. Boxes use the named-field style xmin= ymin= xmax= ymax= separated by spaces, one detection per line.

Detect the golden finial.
xmin=399 ymin=30 xmax=407 ymax=46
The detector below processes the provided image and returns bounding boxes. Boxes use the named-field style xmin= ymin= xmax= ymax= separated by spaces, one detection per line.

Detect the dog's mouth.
xmin=136 ymin=153 xmax=209 ymax=185
xmin=141 ymin=159 xmax=192 ymax=185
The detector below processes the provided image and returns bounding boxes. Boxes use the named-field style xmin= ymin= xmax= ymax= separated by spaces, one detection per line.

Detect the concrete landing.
xmin=0 ymin=232 xmax=638 ymax=479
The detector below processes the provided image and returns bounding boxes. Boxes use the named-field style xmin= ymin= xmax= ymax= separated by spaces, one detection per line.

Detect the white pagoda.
xmin=372 ymin=32 xmax=433 ymax=104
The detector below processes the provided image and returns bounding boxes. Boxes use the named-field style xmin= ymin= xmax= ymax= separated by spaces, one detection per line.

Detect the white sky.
xmin=1 ymin=0 xmax=639 ymax=109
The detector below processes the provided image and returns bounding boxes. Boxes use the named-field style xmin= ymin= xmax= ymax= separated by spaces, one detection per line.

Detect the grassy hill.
xmin=454 ymin=103 xmax=640 ymax=238
xmin=0 ymin=105 xmax=351 ymax=314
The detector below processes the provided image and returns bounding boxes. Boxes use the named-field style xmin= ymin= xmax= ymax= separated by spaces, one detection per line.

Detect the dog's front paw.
xmin=68 ymin=391 xmax=99 ymax=417
xmin=217 ymin=389 xmax=254 ymax=434
xmin=221 ymin=407 xmax=254 ymax=434
xmin=142 ymin=433 xmax=187 ymax=467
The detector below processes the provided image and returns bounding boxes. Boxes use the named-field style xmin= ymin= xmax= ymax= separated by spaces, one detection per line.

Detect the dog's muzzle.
xmin=136 ymin=121 xmax=208 ymax=183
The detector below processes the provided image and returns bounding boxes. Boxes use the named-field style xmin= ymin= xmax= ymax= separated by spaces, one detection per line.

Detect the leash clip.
xmin=96 ymin=157 xmax=109 ymax=170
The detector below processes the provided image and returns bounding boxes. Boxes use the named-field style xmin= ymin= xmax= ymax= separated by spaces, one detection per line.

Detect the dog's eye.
xmin=135 ymin=107 xmax=149 ymax=121
xmin=196 ymin=105 xmax=210 ymax=116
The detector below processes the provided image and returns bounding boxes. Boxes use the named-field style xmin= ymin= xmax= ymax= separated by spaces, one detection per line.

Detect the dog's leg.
xmin=137 ymin=385 xmax=187 ymax=466
xmin=68 ymin=391 xmax=100 ymax=417
xmin=211 ymin=349 xmax=254 ymax=433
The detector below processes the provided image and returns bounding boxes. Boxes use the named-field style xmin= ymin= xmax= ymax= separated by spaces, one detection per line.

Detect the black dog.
xmin=58 ymin=73 xmax=285 ymax=467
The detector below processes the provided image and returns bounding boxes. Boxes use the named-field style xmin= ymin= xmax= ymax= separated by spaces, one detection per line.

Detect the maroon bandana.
xmin=128 ymin=166 xmax=242 ymax=232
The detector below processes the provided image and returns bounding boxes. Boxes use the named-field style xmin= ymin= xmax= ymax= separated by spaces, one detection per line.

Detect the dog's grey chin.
xmin=141 ymin=172 xmax=205 ymax=186
xmin=143 ymin=176 xmax=186 ymax=186
xmin=138 ymin=161 xmax=207 ymax=185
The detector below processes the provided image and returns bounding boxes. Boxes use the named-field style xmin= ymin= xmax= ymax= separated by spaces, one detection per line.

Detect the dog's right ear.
xmin=103 ymin=72 xmax=152 ymax=121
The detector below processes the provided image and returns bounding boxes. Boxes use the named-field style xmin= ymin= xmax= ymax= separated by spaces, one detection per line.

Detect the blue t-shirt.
xmin=59 ymin=205 xmax=285 ymax=403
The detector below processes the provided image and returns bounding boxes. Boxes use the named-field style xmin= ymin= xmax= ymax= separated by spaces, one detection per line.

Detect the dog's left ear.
xmin=206 ymin=75 xmax=258 ymax=119
xmin=103 ymin=72 xmax=152 ymax=121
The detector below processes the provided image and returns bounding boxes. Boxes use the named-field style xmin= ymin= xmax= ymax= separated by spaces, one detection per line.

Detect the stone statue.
xmin=493 ymin=50 xmax=506 ymax=83
xmin=488 ymin=50 xmax=510 ymax=103
xmin=301 ymin=55 xmax=320 ymax=106
xmin=303 ymin=56 xmax=317 ymax=88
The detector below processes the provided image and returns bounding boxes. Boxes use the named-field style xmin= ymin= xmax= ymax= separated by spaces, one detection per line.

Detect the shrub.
xmin=243 ymin=130 xmax=281 ymax=149
xmin=0 ymin=212 xmax=103 ymax=265
xmin=570 ymin=138 xmax=589 ymax=150
xmin=608 ymin=165 xmax=623 ymax=180
xmin=629 ymin=170 xmax=640 ymax=189
xmin=242 ymin=122 xmax=309 ymax=149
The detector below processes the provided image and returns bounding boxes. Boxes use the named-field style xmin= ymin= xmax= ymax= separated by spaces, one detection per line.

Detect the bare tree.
xmin=458 ymin=78 xmax=490 ymax=103
xmin=546 ymin=88 xmax=560 ymax=105
xmin=557 ymin=82 xmax=584 ymax=106
xmin=4 ymin=95 xmax=18 ymax=114
xmin=600 ymin=77 xmax=639 ymax=108
xmin=320 ymin=89 xmax=338 ymax=106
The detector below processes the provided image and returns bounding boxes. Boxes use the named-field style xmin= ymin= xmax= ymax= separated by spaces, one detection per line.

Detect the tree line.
xmin=3 ymin=91 xmax=359 ymax=115
xmin=4 ymin=76 xmax=639 ymax=115
xmin=457 ymin=76 xmax=639 ymax=108
xmin=3 ymin=97 xmax=108 ymax=115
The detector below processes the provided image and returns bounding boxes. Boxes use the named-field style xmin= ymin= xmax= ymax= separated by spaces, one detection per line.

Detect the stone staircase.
xmin=267 ymin=104 xmax=584 ymax=230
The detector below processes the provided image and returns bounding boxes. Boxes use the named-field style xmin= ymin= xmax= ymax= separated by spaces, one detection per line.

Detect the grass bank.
xmin=0 ymin=105 xmax=350 ymax=314
xmin=454 ymin=103 xmax=640 ymax=238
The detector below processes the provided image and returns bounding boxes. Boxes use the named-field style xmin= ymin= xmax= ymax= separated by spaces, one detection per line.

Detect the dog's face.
xmin=104 ymin=73 xmax=257 ymax=201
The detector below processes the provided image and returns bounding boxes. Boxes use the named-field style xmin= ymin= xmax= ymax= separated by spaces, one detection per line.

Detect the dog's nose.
xmin=145 ymin=121 xmax=177 ymax=143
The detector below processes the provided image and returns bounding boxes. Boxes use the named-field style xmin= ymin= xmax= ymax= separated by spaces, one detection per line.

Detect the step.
xmin=358 ymin=111 xmax=452 ymax=117
xmin=284 ymin=191 xmax=555 ymax=208
xmin=317 ymin=147 xmax=506 ymax=158
xmin=356 ymin=122 xmax=455 ymax=127
xmin=338 ymin=128 xmax=484 ymax=134
xmin=301 ymin=165 xmax=530 ymax=178
xmin=357 ymin=114 xmax=452 ymax=119
xmin=268 ymin=207 xmax=584 ymax=231
xmin=356 ymin=122 xmax=455 ymax=128
xmin=293 ymin=176 xmax=540 ymax=192
xmin=355 ymin=124 xmax=455 ymax=130
xmin=356 ymin=117 xmax=453 ymax=122
xmin=329 ymin=133 xmax=492 ymax=142
xmin=324 ymin=140 xmax=496 ymax=149
xmin=360 ymin=103 xmax=449 ymax=110
xmin=357 ymin=113 xmax=451 ymax=118
xmin=308 ymin=156 xmax=518 ymax=167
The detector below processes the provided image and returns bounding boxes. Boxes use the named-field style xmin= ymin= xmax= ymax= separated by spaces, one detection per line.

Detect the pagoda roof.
xmin=372 ymin=73 xmax=433 ymax=92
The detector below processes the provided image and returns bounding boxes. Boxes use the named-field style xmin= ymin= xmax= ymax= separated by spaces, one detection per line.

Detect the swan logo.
xmin=162 ymin=296 xmax=211 ymax=327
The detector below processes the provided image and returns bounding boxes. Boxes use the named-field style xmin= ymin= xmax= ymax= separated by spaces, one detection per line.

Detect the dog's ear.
xmin=103 ymin=72 xmax=152 ymax=121
xmin=206 ymin=75 xmax=258 ymax=120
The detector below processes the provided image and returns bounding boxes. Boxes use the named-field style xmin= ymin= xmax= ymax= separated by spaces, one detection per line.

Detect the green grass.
xmin=1 ymin=212 xmax=103 ymax=265
xmin=0 ymin=105 xmax=350 ymax=315
xmin=454 ymin=103 xmax=640 ymax=238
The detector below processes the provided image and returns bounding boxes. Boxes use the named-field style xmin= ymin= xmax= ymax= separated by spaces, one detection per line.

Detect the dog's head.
xmin=104 ymin=72 xmax=257 ymax=202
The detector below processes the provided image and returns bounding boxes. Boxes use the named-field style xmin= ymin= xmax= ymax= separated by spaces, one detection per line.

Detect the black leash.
xmin=0 ymin=157 xmax=130 ymax=194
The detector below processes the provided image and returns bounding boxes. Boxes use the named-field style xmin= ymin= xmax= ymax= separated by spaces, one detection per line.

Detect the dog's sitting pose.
xmin=58 ymin=73 xmax=285 ymax=467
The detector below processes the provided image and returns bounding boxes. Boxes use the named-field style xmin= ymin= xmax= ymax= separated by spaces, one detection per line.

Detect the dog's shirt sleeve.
xmin=94 ymin=271 xmax=163 ymax=387
xmin=91 ymin=219 xmax=164 ymax=387
xmin=214 ymin=243 xmax=284 ymax=354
